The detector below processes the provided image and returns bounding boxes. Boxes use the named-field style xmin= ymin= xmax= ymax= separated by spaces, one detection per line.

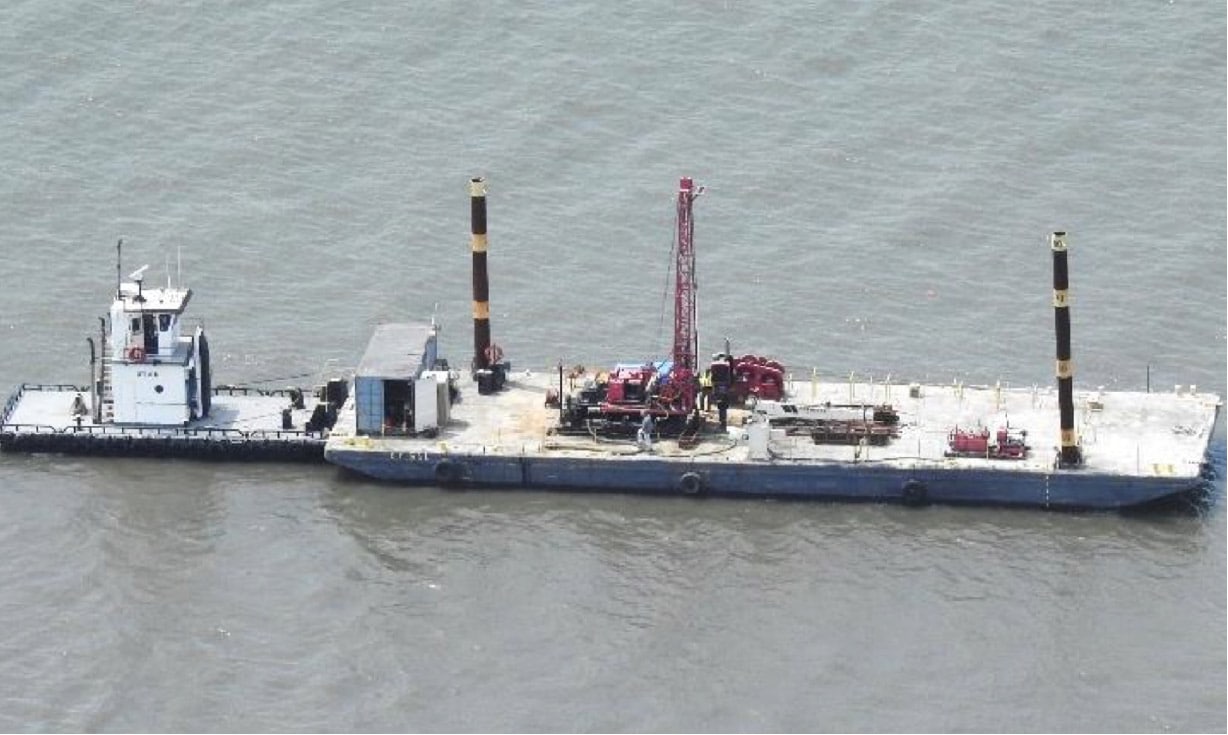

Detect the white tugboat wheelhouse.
xmin=104 ymin=263 xmax=211 ymax=426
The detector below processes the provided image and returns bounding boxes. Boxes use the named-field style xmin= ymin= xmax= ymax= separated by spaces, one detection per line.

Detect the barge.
xmin=0 ymin=243 xmax=340 ymax=462
xmin=324 ymin=352 xmax=1221 ymax=509
xmin=323 ymin=177 xmax=1222 ymax=509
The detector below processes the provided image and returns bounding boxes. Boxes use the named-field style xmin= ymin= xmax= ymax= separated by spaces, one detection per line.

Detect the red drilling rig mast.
xmin=669 ymin=176 xmax=700 ymax=414
xmin=555 ymin=177 xmax=706 ymax=436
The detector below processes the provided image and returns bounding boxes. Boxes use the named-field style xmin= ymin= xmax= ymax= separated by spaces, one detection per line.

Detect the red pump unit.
xmin=946 ymin=426 xmax=1029 ymax=460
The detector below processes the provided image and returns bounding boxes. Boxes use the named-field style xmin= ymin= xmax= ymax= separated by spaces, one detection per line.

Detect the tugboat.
xmin=0 ymin=242 xmax=340 ymax=461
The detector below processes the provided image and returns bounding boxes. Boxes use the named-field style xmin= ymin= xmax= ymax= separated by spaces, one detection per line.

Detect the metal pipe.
xmin=97 ymin=316 xmax=107 ymax=423
xmin=470 ymin=177 xmax=491 ymax=372
xmin=1050 ymin=231 xmax=1082 ymax=467
xmin=87 ymin=337 xmax=96 ymax=422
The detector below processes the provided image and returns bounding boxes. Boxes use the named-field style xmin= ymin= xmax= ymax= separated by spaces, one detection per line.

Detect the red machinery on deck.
xmin=708 ymin=353 xmax=785 ymax=405
xmin=559 ymin=178 xmax=790 ymax=436
xmin=560 ymin=178 xmax=704 ymax=434
xmin=946 ymin=426 xmax=1029 ymax=460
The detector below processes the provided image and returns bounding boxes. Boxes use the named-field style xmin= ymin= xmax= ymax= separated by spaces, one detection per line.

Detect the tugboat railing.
xmin=0 ymin=423 xmax=59 ymax=435
xmin=1 ymin=385 xmax=25 ymax=426
xmin=212 ymin=385 xmax=308 ymax=398
xmin=2 ymin=421 xmax=326 ymax=441
xmin=21 ymin=383 xmax=90 ymax=392
xmin=1 ymin=383 xmax=326 ymax=440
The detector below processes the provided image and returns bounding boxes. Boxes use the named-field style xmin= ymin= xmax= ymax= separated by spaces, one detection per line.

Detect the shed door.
xmin=414 ymin=377 xmax=438 ymax=433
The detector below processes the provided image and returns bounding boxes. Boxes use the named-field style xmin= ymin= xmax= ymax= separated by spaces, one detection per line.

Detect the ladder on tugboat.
xmin=99 ymin=350 xmax=114 ymax=423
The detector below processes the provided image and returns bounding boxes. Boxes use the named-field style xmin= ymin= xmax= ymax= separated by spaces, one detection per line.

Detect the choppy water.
xmin=1 ymin=0 xmax=1224 ymax=731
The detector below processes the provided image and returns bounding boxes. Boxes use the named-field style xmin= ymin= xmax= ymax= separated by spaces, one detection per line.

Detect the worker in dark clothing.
xmin=716 ymin=392 xmax=729 ymax=430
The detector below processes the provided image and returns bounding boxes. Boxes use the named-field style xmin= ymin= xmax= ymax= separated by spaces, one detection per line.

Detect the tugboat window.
xmin=131 ymin=318 xmax=141 ymax=333
xmin=159 ymin=314 xmax=171 ymax=331
xmin=154 ymin=385 xmax=164 ymax=394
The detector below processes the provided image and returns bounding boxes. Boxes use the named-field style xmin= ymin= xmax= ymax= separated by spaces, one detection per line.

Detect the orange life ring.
xmin=127 ymin=346 xmax=145 ymax=362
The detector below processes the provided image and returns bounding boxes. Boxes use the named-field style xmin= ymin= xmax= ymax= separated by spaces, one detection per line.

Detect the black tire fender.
xmin=902 ymin=478 xmax=928 ymax=506
xmin=434 ymin=459 xmax=462 ymax=487
xmin=678 ymin=471 xmax=704 ymax=495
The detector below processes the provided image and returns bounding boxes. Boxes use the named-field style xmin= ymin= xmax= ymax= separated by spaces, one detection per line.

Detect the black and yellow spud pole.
xmin=470 ymin=176 xmax=492 ymax=373
xmin=1051 ymin=231 xmax=1082 ymax=467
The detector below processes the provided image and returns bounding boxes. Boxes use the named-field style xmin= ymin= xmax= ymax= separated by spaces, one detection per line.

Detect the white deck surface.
xmin=4 ymin=387 xmax=322 ymax=436
xmin=327 ymin=372 xmax=1222 ymax=479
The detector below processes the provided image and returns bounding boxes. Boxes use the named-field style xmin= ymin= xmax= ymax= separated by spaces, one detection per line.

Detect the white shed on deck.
xmin=354 ymin=323 xmax=443 ymax=436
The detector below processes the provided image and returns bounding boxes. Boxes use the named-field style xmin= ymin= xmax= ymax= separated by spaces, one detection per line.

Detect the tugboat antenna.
xmin=129 ymin=264 xmax=150 ymax=303
xmin=115 ymin=238 xmax=123 ymax=299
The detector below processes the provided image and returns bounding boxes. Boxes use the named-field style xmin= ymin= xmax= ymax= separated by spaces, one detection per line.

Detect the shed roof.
xmin=356 ymin=322 xmax=434 ymax=379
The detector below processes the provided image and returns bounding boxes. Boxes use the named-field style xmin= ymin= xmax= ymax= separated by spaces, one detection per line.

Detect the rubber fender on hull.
xmin=901 ymin=479 xmax=928 ymax=506
xmin=677 ymin=471 xmax=705 ymax=495
xmin=434 ymin=459 xmax=463 ymax=487
xmin=198 ymin=331 xmax=212 ymax=418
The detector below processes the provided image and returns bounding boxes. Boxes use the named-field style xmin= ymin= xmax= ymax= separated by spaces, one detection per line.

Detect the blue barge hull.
xmin=325 ymin=447 xmax=1214 ymax=510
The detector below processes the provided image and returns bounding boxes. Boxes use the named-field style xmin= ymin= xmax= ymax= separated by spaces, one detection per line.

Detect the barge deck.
xmin=324 ymin=370 xmax=1222 ymax=509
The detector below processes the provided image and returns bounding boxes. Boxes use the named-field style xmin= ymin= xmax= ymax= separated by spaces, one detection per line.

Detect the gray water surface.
xmin=0 ymin=1 xmax=1224 ymax=731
